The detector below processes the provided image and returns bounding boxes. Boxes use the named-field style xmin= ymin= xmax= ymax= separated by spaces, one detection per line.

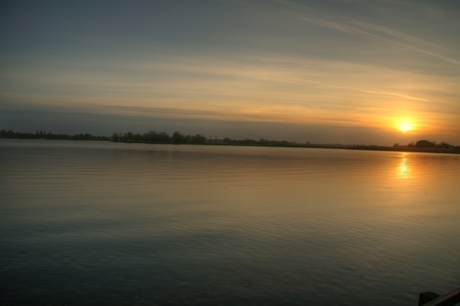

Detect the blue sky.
xmin=1 ymin=0 xmax=459 ymax=144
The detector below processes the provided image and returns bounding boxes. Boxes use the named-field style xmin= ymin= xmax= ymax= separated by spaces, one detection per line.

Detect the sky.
xmin=1 ymin=0 xmax=459 ymax=145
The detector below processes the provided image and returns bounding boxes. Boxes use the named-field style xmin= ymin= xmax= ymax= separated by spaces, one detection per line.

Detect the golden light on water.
xmin=397 ymin=154 xmax=410 ymax=179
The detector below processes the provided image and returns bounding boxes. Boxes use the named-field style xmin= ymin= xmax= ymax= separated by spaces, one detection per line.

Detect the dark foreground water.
xmin=1 ymin=140 xmax=459 ymax=305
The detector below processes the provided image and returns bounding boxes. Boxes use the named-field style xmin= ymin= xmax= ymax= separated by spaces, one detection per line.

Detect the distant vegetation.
xmin=111 ymin=130 xmax=300 ymax=146
xmin=2 ymin=129 xmax=459 ymax=153
xmin=394 ymin=139 xmax=458 ymax=149
xmin=111 ymin=131 xmax=206 ymax=144
xmin=0 ymin=129 xmax=110 ymax=141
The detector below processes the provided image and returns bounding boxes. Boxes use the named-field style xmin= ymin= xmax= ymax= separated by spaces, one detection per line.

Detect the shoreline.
xmin=110 ymin=140 xmax=460 ymax=154
xmin=2 ymin=137 xmax=459 ymax=155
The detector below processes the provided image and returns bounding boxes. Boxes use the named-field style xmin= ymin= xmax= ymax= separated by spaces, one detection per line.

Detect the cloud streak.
xmin=298 ymin=16 xmax=460 ymax=66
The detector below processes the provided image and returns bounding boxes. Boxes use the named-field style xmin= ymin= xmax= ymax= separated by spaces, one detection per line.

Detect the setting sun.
xmin=398 ymin=121 xmax=413 ymax=133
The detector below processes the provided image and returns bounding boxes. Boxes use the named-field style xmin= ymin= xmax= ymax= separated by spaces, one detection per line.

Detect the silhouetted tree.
xmin=191 ymin=134 xmax=206 ymax=144
xmin=172 ymin=131 xmax=185 ymax=143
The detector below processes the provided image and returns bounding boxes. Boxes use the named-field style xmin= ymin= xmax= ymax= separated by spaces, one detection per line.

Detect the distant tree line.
xmin=394 ymin=139 xmax=458 ymax=149
xmin=112 ymin=131 xmax=208 ymax=144
xmin=2 ymin=129 xmax=459 ymax=151
xmin=112 ymin=131 xmax=301 ymax=146
xmin=0 ymin=129 xmax=110 ymax=141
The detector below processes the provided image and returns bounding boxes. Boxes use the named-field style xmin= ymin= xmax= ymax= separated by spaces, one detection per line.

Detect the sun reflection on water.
xmin=397 ymin=154 xmax=411 ymax=179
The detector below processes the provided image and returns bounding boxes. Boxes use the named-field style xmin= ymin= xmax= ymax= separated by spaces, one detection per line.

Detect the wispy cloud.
xmin=2 ymin=47 xmax=457 ymax=118
xmin=299 ymin=16 xmax=460 ymax=65
xmin=349 ymin=20 xmax=444 ymax=51
xmin=253 ymin=0 xmax=460 ymax=65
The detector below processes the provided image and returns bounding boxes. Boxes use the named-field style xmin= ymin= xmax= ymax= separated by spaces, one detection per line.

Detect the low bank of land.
xmin=2 ymin=129 xmax=459 ymax=155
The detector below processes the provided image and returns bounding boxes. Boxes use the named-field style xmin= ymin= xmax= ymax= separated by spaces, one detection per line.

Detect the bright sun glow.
xmin=398 ymin=121 xmax=413 ymax=133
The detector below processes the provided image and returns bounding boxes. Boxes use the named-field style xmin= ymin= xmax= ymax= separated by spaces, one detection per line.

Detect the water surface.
xmin=1 ymin=140 xmax=459 ymax=305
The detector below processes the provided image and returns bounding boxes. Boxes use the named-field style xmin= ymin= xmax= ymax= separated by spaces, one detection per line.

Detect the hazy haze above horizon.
xmin=1 ymin=0 xmax=459 ymax=145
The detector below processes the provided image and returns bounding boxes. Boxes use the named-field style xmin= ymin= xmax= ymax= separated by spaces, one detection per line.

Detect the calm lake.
xmin=1 ymin=139 xmax=459 ymax=305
